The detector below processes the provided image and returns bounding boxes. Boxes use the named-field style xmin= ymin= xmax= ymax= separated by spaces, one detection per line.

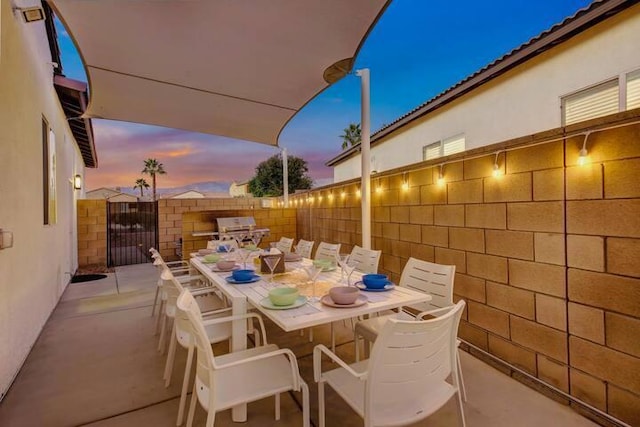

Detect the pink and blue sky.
xmin=56 ymin=0 xmax=593 ymax=191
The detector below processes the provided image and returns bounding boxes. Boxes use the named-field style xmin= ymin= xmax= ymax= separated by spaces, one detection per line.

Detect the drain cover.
xmin=71 ymin=274 xmax=107 ymax=283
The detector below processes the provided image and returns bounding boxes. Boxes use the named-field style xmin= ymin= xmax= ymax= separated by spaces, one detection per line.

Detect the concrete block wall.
xmin=77 ymin=199 xmax=107 ymax=267
xmin=180 ymin=208 xmax=297 ymax=260
xmin=156 ymin=197 xmax=262 ymax=260
xmin=296 ymin=114 xmax=640 ymax=426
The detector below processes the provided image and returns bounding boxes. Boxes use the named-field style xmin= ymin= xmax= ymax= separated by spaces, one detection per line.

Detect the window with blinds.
xmin=627 ymin=69 xmax=640 ymax=110
xmin=423 ymin=134 xmax=466 ymax=161
xmin=562 ymin=79 xmax=619 ymax=125
xmin=443 ymin=134 xmax=466 ymax=156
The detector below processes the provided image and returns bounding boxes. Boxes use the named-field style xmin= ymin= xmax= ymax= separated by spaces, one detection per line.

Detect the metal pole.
xmin=356 ymin=68 xmax=371 ymax=249
xmin=282 ymin=147 xmax=289 ymax=207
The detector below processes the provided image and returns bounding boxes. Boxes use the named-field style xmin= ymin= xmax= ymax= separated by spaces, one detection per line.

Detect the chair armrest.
xmin=201 ymin=312 xmax=267 ymax=345
xmin=201 ymin=307 xmax=233 ymax=318
xmin=188 ymin=286 xmax=216 ymax=296
xmin=416 ymin=306 xmax=452 ymax=320
xmin=213 ymin=348 xmax=302 ymax=391
xmin=313 ymin=344 xmax=367 ymax=383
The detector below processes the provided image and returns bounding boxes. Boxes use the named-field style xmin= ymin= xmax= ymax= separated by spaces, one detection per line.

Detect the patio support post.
xmin=282 ymin=147 xmax=289 ymax=207
xmin=356 ymin=68 xmax=371 ymax=249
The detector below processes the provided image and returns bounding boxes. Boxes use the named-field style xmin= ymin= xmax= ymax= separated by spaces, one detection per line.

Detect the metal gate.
xmin=107 ymin=201 xmax=158 ymax=267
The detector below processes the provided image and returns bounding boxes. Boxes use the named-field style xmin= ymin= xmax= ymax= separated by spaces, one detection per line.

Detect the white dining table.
xmin=190 ymin=254 xmax=432 ymax=421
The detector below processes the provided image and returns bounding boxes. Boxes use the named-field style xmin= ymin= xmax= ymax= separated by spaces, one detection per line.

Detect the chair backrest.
xmin=366 ymin=300 xmax=465 ymax=424
xmin=399 ymin=258 xmax=455 ymax=313
xmin=276 ymin=237 xmax=294 ymax=253
xmin=349 ymin=245 xmax=381 ymax=274
xmin=315 ymin=242 xmax=341 ymax=261
xmin=295 ymin=239 xmax=314 ymax=259
xmin=177 ymin=291 xmax=216 ymax=395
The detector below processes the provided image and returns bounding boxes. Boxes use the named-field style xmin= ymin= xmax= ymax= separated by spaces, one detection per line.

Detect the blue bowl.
xmin=232 ymin=269 xmax=255 ymax=281
xmin=362 ymin=274 xmax=389 ymax=289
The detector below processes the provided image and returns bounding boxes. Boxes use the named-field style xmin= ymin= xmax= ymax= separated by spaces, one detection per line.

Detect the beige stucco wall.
xmin=0 ymin=2 xmax=85 ymax=398
xmin=300 ymin=113 xmax=640 ymax=426
xmin=334 ymin=5 xmax=640 ymax=182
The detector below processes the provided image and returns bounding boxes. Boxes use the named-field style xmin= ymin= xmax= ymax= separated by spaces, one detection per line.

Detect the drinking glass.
xmin=238 ymin=248 xmax=250 ymax=269
xmin=302 ymin=264 xmax=323 ymax=302
xmin=335 ymin=253 xmax=350 ymax=284
xmin=263 ymin=254 xmax=281 ymax=283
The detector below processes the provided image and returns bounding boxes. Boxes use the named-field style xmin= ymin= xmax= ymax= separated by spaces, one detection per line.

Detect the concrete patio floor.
xmin=0 ymin=264 xmax=599 ymax=427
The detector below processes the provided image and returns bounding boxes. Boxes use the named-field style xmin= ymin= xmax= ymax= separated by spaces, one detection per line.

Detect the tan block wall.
xmin=77 ymin=199 xmax=107 ymax=267
xmin=154 ymin=197 xmax=296 ymax=261
xmin=296 ymin=114 xmax=640 ymax=425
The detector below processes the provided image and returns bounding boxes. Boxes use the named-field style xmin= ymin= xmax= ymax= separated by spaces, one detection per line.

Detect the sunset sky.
xmin=56 ymin=0 xmax=593 ymax=191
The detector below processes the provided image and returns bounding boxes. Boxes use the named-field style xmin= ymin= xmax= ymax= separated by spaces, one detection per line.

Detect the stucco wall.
xmin=334 ymin=4 xmax=640 ymax=182
xmin=298 ymin=113 xmax=640 ymax=426
xmin=0 ymin=2 xmax=84 ymax=399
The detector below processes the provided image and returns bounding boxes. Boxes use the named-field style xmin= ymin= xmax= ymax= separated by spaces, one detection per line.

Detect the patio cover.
xmin=49 ymin=0 xmax=391 ymax=146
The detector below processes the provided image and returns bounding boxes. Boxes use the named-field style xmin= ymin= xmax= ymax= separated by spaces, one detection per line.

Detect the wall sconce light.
xmin=73 ymin=174 xmax=82 ymax=190
xmin=356 ymin=188 xmax=361 ymax=198
xmin=437 ymin=164 xmax=445 ymax=186
xmin=318 ymin=194 xmax=323 ymax=202
xmin=341 ymin=190 xmax=346 ymax=199
xmin=401 ymin=172 xmax=409 ymax=191
xmin=578 ymin=132 xmax=591 ymax=166
xmin=328 ymin=191 xmax=334 ymax=201
xmin=14 ymin=6 xmax=45 ymax=23
xmin=492 ymin=152 xmax=502 ymax=177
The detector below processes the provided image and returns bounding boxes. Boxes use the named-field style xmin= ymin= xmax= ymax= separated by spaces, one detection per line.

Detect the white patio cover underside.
xmin=50 ymin=0 xmax=390 ymax=146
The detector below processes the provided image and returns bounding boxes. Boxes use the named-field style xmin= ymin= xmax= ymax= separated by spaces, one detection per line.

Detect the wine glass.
xmin=237 ymin=248 xmax=250 ymax=269
xmin=302 ymin=264 xmax=323 ymax=302
xmin=335 ymin=253 xmax=350 ymax=284
xmin=343 ymin=260 xmax=357 ymax=286
xmin=263 ymin=254 xmax=281 ymax=283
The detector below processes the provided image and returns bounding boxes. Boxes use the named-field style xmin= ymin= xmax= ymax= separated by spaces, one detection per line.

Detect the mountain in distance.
xmin=117 ymin=181 xmax=231 ymax=197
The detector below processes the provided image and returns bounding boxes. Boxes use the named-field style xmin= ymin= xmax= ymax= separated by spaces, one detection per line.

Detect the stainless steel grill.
xmin=216 ymin=216 xmax=270 ymax=244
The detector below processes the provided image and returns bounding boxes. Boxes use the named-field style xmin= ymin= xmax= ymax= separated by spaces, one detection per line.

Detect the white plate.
xmin=225 ymin=275 xmax=261 ymax=284
xmin=354 ymin=281 xmax=395 ymax=292
xmin=210 ymin=264 xmax=240 ymax=272
xmin=320 ymin=294 xmax=368 ymax=308
xmin=259 ymin=296 xmax=308 ymax=310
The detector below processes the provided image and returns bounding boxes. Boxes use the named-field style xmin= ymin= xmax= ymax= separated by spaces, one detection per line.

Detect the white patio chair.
xmin=314 ymin=241 xmax=341 ymax=261
xmin=178 ymin=291 xmax=310 ymax=427
xmin=294 ymin=239 xmax=314 ymax=259
xmin=314 ymin=301 xmax=467 ymax=427
xmin=163 ymin=276 xmax=235 ymax=426
xmin=349 ymin=245 xmax=381 ymax=274
xmin=275 ymin=236 xmax=294 ymax=253
xmin=353 ymin=257 xmax=467 ymax=401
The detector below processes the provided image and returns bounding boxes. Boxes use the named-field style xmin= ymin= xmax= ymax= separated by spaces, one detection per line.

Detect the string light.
xmin=578 ymin=132 xmax=591 ymax=166
xmin=437 ymin=164 xmax=445 ymax=186
xmin=492 ymin=151 xmax=502 ymax=177
xmin=401 ymin=172 xmax=409 ymax=191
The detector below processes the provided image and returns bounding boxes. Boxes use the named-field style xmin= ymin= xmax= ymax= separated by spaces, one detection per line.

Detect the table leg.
xmin=230 ymin=296 xmax=248 ymax=422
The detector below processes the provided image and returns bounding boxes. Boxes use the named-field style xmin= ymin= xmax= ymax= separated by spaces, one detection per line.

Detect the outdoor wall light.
xmin=437 ymin=165 xmax=445 ymax=186
xmin=13 ymin=6 xmax=45 ymax=23
xmin=492 ymin=152 xmax=502 ymax=177
xmin=318 ymin=194 xmax=323 ymax=202
xmin=401 ymin=172 xmax=409 ymax=191
xmin=356 ymin=188 xmax=361 ymax=198
xmin=73 ymin=174 xmax=82 ymax=190
xmin=376 ymin=179 xmax=383 ymax=194
xmin=328 ymin=192 xmax=334 ymax=200
xmin=341 ymin=190 xmax=346 ymax=199
xmin=578 ymin=132 xmax=591 ymax=166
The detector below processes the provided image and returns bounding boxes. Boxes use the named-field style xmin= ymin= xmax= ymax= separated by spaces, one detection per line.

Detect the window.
xmin=423 ymin=134 xmax=466 ymax=161
xmin=42 ymin=118 xmax=57 ymax=225
xmin=562 ymin=79 xmax=619 ymax=126
xmin=627 ymin=69 xmax=640 ymax=110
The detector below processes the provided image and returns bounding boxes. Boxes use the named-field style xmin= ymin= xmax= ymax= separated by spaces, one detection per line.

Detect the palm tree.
xmin=340 ymin=123 xmax=361 ymax=150
xmin=133 ymin=178 xmax=149 ymax=198
xmin=142 ymin=158 xmax=167 ymax=201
